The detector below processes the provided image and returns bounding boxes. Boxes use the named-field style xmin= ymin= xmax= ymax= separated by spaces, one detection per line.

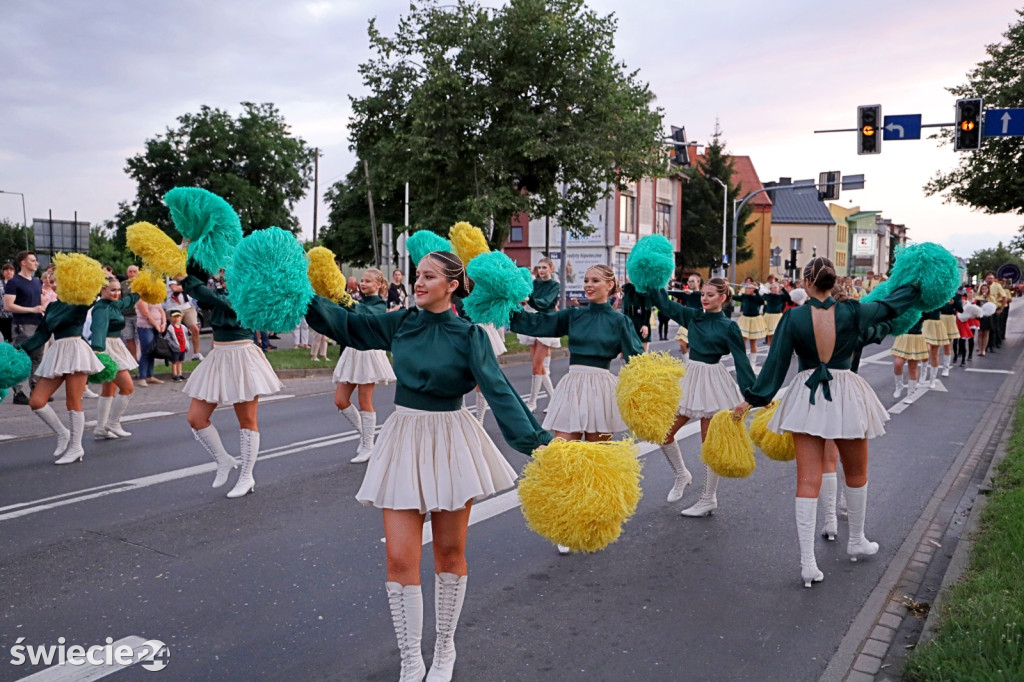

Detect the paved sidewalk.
xmin=822 ymin=338 xmax=1024 ymax=682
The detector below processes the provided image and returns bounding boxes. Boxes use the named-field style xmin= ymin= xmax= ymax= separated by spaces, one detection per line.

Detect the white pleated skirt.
xmin=543 ymin=365 xmax=626 ymax=434
xmin=36 ymin=337 xmax=105 ymax=378
xmin=355 ymin=406 xmax=518 ymax=513
xmin=103 ymin=337 xmax=138 ymax=372
xmin=516 ymin=333 xmax=561 ymax=349
xmin=769 ymin=368 xmax=889 ymax=440
xmin=678 ymin=360 xmax=743 ymax=419
xmin=480 ymin=323 xmax=507 ymax=356
xmin=184 ymin=340 xmax=284 ymax=405
xmin=332 ymin=348 xmax=397 ymax=385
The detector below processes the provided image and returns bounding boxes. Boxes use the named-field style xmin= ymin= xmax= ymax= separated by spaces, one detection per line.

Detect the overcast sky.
xmin=2 ymin=0 xmax=1021 ymax=260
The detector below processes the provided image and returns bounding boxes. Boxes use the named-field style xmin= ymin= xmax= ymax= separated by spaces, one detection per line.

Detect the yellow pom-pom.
xmin=53 ymin=253 xmax=107 ymax=305
xmin=616 ymin=351 xmax=685 ymax=444
xmin=307 ymin=246 xmax=354 ymax=307
xmin=125 ymin=222 xmax=187 ymax=277
xmin=518 ymin=438 xmax=642 ymax=553
xmin=750 ymin=402 xmax=795 ymax=462
xmin=702 ymin=409 xmax=756 ymax=478
xmin=449 ymin=221 xmax=490 ymax=266
xmin=129 ymin=267 xmax=168 ymax=305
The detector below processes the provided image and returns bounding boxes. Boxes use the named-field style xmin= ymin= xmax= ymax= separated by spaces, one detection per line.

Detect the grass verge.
xmin=904 ymin=396 xmax=1024 ymax=681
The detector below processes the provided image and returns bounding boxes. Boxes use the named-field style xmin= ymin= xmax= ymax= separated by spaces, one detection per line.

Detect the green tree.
xmin=89 ymin=221 xmax=136 ymax=274
xmin=120 ymin=102 xmax=313 ymax=238
xmin=0 ymin=219 xmax=33 ymax=264
xmin=924 ymin=10 xmax=1024 ymax=230
xmin=676 ymin=126 xmax=754 ymax=270
xmin=319 ymin=165 xmax=406 ymax=267
xmin=347 ymin=0 xmax=665 ymax=250
xmin=966 ymin=242 xmax=1024 ymax=280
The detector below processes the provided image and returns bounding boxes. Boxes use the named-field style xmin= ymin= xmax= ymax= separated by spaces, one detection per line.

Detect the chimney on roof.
xmin=779 ymin=177 xmax=792 ymax=185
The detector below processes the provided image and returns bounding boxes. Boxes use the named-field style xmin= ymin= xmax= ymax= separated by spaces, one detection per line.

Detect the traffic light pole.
xmin=730 ymin=178 xmax=857 ymax=284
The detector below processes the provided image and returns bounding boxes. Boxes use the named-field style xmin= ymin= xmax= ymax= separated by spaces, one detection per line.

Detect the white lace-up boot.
xmin=846 ymin=483 xmax=879 ymax=560
xmin=55 ymin=411 xmax=86 ymax=465
xmin=226 ymin=429 xmax=259 ymax=498
xmin=819 ymin=472 xmax=838 ymax=540
xmin=892 ymin=372 xmax=904 ymax=399
xmin=426 ymin=573 xmax=467 ymax=682
xmin=660 ymin=440 xmax=692 ymax=503
xmin=352 ymin=411 xmax=376 ymax=463
xmin=93 ymin=396 xmax=117 ymax=439
xmin=106 ymin=394 xmax=134 ymax=437
xmin=526 ymin=375 xmax=542 ymax=411
xmin=338 ymin=404 xmax=362 ymax=435
xmin=796 ymin=497 xmax=824 ymax=588
xmin=34 ymin=404 xmax=70 ymax=457
xmin=680 ymin=464 xmax=719 ymax=516
xmin=192 ymin=425 xmax=239 ymax=488
xmin=386 ymin=582 xmax=426 ymax=682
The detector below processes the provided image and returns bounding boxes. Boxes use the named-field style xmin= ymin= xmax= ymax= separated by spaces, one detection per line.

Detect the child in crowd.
xmin=165 ymin=310 xmax=191 ymax=381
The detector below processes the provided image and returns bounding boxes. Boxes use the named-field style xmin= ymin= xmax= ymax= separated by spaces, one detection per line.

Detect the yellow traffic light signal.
xmin=954 ymin=98 xmax=983 ymax=151
xmin=857 ymin=105 xmax=882 ymax=155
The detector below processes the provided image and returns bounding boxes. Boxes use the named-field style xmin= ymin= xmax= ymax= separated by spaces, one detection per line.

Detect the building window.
xmin=510 ymin=226 xmax=523 ymax=242
xmin=615 ymin=252 xmax=628 ymax=283
xmin=790 ymin=237 xmax=803 ymax=253
xmin=619 ymin=195 xmax=636 ymax=233
xmin=655 ymin=203 xmax=671 ymax=237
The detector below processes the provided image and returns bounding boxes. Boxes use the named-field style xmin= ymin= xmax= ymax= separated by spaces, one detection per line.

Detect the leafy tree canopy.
xmin=925 ymin=10 xmax=1024 ymax=230
xmin=0 ymin=219 xmax=33 ymax=265
xmin=966 ymin=241 xmax=1024 ymax=280
xmin=677 ymin=125 xmax=755 ymax=271
xmin=346 ymin=0 xmax=665 ymax=250
xmin=120 ymin=102 xmax=313 ymax=240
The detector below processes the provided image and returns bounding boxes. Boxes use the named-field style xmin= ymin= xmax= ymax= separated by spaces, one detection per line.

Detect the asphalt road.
xmin=0 ymin=317 xmax=1019 ymax=682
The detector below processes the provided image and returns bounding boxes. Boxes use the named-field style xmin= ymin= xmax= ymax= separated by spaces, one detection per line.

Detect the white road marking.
xmin=15 ymin=636 xmax=149 ymax=681
xmin=0 ymin=435 xmax=15 ymax=441
xmin=84 ymin=411 xmax=173 ymax=428
xmin=965 ymin=368 xmax=1014 ymax=374
xmin=255 ymin=394 xmax=296 ymax=403
xmin=0 ymin=431 xmax=363 ymax=523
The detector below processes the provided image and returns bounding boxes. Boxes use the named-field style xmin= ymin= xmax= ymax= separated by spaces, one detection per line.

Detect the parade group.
xmin=0 ymin=187 xmax=1000 ymax=682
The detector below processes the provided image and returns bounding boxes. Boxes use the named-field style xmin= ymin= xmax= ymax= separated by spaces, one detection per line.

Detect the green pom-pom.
xmin=407 ymin=230 xmax=452 ymax=266
xmin=464 ymin=252 xmax=533 ymax=327
xmin=88 ymin=353 xmax=119 ymax=384
xmin=886 ymin=242 xmax=959 ymax=312
xmin=0 ymin=343 xmax=32 ymax=389
xmin=226 ymin=227 xmax=313 ymax=333
xmin=0 ymin=387 xmax=8 ymax=403
xmin=519 ymin=267 xmax=533 ymax=291
xmin=626 ymin=235 xmax=675 ymax=292
xmin=164 ymin=187 xmax=243 ymax=274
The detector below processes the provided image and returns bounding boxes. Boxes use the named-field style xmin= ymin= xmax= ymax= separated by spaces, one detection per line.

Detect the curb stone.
xmin=821 ymin=337 xmax=1024 ymax=682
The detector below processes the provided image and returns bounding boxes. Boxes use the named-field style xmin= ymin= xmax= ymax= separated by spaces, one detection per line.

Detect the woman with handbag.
xmin=135 ymin=297 xmax=166 ymax=387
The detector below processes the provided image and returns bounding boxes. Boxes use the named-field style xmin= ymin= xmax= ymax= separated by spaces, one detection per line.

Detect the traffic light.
xmin=818 ymin=170 xmax=840 ymax=201
xmin=954 ymin=97 xmax=983 ymax=151
xmin=670 ymin=126 xmax=691 ymax=166
xmin=857 ymin=105 xmax=882 ymax=155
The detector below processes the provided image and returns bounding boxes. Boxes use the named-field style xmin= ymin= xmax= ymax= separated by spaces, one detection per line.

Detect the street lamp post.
xmin=0 ymin=190 xmax=29 ymax=250
xmin=711 ymin=178 xmax=728 ymax=278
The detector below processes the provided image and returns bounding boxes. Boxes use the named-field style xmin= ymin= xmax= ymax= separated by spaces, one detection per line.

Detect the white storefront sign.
xmin=852 ymin=233 xmax=876 ymax=256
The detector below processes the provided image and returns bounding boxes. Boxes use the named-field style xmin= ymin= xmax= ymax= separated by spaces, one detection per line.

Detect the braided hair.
xmin=802 ymin=257 xmax=837 ymax=293
xmin=424 ymin=251 xmax=473 ymax=298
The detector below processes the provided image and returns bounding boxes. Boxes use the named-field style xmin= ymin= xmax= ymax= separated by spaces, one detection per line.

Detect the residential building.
xmin=827 ymin=203 xmax=855 ymax=275
xmin=763 ymin=178 xmax=837 ymax=280
xmin=502 ymin=176 xmax=684 ymax=299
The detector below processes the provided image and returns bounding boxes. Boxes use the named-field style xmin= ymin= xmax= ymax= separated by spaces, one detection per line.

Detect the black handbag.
xmin=149 ymin=336 xmax=174 ymax=360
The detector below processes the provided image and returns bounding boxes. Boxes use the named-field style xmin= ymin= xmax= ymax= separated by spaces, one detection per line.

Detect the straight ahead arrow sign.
xmin=983 ymin=108 xmax=1024 ymax=137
